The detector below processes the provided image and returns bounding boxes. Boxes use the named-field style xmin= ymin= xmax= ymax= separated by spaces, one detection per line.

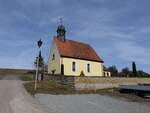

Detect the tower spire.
xmin=56 ymin=18 xmax=66 ymax=42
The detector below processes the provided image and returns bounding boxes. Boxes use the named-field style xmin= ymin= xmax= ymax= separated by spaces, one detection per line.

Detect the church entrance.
xmin=61 ymin=64 xmax=64 ymax=75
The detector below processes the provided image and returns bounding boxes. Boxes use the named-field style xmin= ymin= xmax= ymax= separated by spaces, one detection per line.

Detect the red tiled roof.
xmin=54 ymin=37 xmax=104 ymax=63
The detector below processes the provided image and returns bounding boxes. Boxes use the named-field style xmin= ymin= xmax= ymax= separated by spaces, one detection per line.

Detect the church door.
xmin=61 ymin=64 xmax=64 ymax=75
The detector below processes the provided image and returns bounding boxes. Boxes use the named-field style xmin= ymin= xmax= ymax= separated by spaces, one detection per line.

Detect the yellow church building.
xmin=48 ymin=24 xmax=104 ymax=76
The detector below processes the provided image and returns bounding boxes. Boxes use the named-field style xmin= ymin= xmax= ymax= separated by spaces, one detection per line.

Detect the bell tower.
xmin=56 ymin=18 xmax=66 ymax=42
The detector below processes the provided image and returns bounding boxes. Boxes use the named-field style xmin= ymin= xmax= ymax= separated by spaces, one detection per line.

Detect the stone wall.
xmin=44 ymin=74 xmax=75 ymax=85
xmin=44 ymin=74 xmax=150 ymax=90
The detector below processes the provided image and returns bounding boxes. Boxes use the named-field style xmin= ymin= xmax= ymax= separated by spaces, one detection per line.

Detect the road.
xmin=0 ymin=75 xmax=53 ymax=113
xmin=35 ymin=94 xmax=150 ymax=113
xmin=1 ymin=75 xmax=150 ymax=113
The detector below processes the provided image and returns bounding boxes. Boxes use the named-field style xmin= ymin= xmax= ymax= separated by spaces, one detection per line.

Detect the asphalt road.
xmin=0 ymin=75 xmax=53 ymax=113
xmin=35 ymin=94 xmax=150 ymax=113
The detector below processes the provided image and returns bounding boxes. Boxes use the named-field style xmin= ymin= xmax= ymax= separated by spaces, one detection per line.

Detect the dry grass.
xmin=0 ymin=68 xmax=35 ymax=80
xmin=103 ymin=90 xmax=150 ymax=104
xmin=19 ymin=74 xmax=34 ymax=81
xmin=0 ymin=72 xmax=7 ymax=80
xmin=0 ymin=68 xmax=35 ymax=75
xmin=24 ymin=81 xmax=150 ymax=104
xmin=24 ymin=81 xmax=76 ymax=95
xmin=24 ymin=81 xmax=117 ymax=95
xmin=0 ymin=75 xmax=4 ymax=80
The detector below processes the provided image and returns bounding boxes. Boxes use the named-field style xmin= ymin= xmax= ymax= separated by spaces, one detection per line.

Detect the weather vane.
xmin=59 ymin=17 xmax=63 ymax=25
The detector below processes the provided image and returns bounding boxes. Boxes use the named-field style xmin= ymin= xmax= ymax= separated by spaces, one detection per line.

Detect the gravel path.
xmin=0 ymin=75 xmax=53 ymax=113
xmin=35 ymin=94 xmax=150 ymax=113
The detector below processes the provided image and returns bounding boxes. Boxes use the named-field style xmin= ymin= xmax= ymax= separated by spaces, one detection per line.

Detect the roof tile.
xmin=54 ymin=37 xmax=104 ymax=63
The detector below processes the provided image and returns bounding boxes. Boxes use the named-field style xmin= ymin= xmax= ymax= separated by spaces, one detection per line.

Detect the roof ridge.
xmin=67 ymin=39 xmax=90 ymax=46
xmin=54 ymin=36 xmax=90 ymax=46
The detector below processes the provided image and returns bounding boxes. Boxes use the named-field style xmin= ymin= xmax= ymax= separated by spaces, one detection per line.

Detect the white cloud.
xmin=115 ymin=41 xmax=150 ymax=65
xmin=0 ymin=0 xmax=150 ymax=73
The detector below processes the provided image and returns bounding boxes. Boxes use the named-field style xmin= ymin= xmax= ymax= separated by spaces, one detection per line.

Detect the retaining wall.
xmin=44 ymin=74 xmax=150 ymax=90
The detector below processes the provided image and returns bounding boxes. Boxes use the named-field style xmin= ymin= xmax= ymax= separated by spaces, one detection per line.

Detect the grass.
xmin=19 ymin=74 xmax=34 ymax=81
xmin=0 ymin=68 xmax=35 ymax=80
xmin=0 ymin=72 xmax=7 ymax=80
xmin=0 ymin=68 xmax=35 ymax=74
xmin=0 ymin=72 xmax=34 ymax=81
xmin=24 ymin=81 xmax=76 ymax=95
xmin=0 ymin=68 xmax=35 ymax=81
xmin=23 ymin=81 xmax=127 ymax=95
xmin=105 ymin=90 xmax=150 ymax=104
xmin=24 ymin=80 xmax=150 ymax=104
xmin=0 ymin=75 xmax=3 ymax=80
xmin=23 ymin=81 xmax=126 ymax=95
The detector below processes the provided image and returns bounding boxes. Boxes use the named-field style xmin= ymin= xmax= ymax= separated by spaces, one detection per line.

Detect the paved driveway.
xmin=0 ymin=75 xmax=53 ymax=113
xmin=35 ymin=94 xmax=150 ymax=113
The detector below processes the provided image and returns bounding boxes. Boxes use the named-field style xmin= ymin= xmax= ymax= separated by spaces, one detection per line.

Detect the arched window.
xmin=87 ymin=64 xmax=90 ymax=72
xmin=72 ymin=62 xmax=76 ymax=72
xmin=52 ymin=54 xmax=55 ymax=60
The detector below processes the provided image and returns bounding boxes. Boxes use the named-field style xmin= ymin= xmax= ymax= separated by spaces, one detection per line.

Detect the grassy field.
xmin=0 ymin=68 xmax=35 ymax=80
xmin=0 ymin=68 xmax=35 ymax=74
xmin=19 ymin=74 xmax=34 ymax=81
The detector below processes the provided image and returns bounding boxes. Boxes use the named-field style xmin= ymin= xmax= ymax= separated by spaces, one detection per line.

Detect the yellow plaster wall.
xmin=48 ymin=41 xmax=61 ymax=74
xmin=61 ymin=57 xmax=104 ymax=76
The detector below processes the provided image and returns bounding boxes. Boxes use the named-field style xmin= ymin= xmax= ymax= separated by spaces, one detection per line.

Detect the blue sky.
xmin=0 ymin=0 xmax=150 ymax=73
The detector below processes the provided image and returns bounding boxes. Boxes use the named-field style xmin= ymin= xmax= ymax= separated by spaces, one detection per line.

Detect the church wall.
xmin=61 ymin=57 xmax=104 ymax=76
xmin=48 ymin=41 xmax=61 ymax=74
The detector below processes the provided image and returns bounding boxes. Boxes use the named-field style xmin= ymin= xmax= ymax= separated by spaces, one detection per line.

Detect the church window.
xmin=72 ymin=62 xmax=76 ymax=72
xmin=87 ymin=64 xmax=90 ymax=72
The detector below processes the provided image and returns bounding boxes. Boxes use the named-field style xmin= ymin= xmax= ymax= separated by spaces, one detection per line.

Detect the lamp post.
xmin=34 ymin=39 xmax=43 ymax=91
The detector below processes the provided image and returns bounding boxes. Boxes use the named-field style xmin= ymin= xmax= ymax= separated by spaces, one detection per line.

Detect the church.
xmin=48 ymin=24 xmax=104 ymax=76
